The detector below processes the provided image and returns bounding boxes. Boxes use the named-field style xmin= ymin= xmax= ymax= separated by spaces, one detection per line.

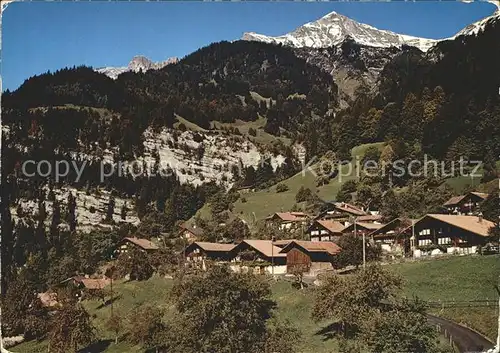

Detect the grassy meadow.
xmin=13 ymin=254 xmax=499 ymax=353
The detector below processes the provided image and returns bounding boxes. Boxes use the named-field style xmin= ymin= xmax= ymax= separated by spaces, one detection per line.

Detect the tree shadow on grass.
xmin=315 ymin=322 xmax=358 ymax=341
xmin=78 ymin=339 xmax=113 ymax=353
xmin=95 ymin=294 xmax=123 ymax=310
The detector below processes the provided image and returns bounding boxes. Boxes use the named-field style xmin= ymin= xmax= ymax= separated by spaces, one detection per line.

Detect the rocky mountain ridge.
xmin=96 ymin=55 xmax=178 ymax=79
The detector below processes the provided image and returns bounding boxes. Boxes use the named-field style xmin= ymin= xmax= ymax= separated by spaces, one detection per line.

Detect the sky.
xmin=2 ymin=1 xmax=497 ymax=91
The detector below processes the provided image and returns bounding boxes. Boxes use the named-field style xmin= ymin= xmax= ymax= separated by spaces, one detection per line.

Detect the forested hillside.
xmin=1 ymin=18 xmax=499 ymax=298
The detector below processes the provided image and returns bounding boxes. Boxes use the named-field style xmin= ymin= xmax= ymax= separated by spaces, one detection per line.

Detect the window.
xmin=418 ymin=239 xmax=432 ymax=246
xmin=438 ymin=237 xmax=451 ymax=245
xmin=419 ymin=229 xmax=430 ymax=236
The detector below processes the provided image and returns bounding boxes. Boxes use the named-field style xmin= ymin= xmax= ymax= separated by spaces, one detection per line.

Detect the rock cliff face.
xmin=12 ymin=186 xmax=140 ymax=233
xmin=141 ymin=127 xmax=288 ymax=187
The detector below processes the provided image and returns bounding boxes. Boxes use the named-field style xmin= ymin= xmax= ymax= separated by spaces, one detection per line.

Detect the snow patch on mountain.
xmin=453 ymin=2 xmax=500 ymax=38
xmin=96 ymin=55 xmax=178 ymax=79
xmin=242 ymin=11 xmax=439 ymax=52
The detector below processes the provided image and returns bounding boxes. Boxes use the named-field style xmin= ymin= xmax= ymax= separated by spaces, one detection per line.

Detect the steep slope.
xmin=242 ymin=11 xmax=438 ymax=52
xmin=96 ymin=55 xmax=178 ymax=79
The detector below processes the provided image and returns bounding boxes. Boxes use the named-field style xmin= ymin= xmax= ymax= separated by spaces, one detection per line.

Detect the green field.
xmin=231 ymin=142 xmax=386 ymax=225
xmin=391 ymin=254 xmax=500 ymax=341
xmin=13 ymin=255 xmax=499 ymax=353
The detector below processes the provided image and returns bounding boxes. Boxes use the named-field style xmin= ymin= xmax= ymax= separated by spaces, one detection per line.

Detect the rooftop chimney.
xmin=478 ymin=212 xmax=483 ymax=223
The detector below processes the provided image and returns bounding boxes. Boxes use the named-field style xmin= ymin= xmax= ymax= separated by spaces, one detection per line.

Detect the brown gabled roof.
xmin=193 ymin=242 xmax=236 ymax=252
xmin=80 ymin=277 xmax=111 ymax=290
xmin=280 ymin=240 xmax=341 ymax=256
xmin=444 ymin=192 xmax=489 ymax=207
xmin=267 ymin=212 xmax=309 ymax=222
xmin=470 ymin=192 xmax=488 ymax=200
xmin=425 ymin=214 xmax=494 ymax=237
xmin=240 ymin=240 xmax=286 ymax=258
xmin=357 ymin=214 xmax=383 ymax=222
xmin=316 ymin=220 xmax=345 ymax=233
xmin=443 ymin=195 xmax=466 ymax=206
xmin=124 ymin=237 xmax=159 ymax=250
xmin=333 ymin=202 xmax=367 ymax=216
xmin=369 ymin=218 xmax=415 ymax=238
xmin=179 ymin=223 xmax=205 ymax=237
xmin=273 ymin=239 xmax=295 ymax=247
xmin=343 ymin=222 xmax=384 ymax=233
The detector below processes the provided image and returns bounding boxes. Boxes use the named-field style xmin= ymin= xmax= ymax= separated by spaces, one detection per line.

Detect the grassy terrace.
xmin=14 ymin=254 xmax=499 ymax=353
xmin=232 ymin=142 xmax=385 ymax=225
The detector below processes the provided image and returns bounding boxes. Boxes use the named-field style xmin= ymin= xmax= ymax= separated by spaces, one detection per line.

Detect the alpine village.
xmin=1 ymin=5 xmax=500 ymax=353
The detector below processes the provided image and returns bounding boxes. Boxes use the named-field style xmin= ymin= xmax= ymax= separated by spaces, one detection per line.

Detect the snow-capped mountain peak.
xmin=454 ymin=1 xmax=500 ymax=38
xmin=96 ymin=55 xmax=178 ymax=79
xmin=242 ymin=11 xmax=439 ymax=52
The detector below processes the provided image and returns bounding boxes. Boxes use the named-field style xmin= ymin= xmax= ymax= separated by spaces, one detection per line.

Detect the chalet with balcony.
xmin=315 ymin=202 xmax=368 ymax=222
xmin=178 ymin=223 xmax=205 ymax=243
xmin=443 ymin=192 xmax=488 ymax=215
xmin=307 ymin=219 xmax=345 ymax=242
xmin=409 ymin=214 xmax=494 ymax=256
xmin=229 ymin=240 xmax=288 ymax=274
xmin=115 ymin=237 xmax=159 ymax=255
xmin=265 ymin=212 xmax=309 ymax=231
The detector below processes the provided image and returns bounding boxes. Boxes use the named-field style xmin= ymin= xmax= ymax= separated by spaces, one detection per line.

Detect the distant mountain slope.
xmin=242 ymin=6 xmax=500 ymax=53
xmin=242 ymin=11 xmax=439 ymax=52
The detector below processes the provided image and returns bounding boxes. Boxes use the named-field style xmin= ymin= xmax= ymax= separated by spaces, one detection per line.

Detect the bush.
xmin=276 ymin=183 xmax=289 ymax=193
xmin=295 ymin=186 xmax=313 ymax=203
xmin=248 ymin=127 xmax=257 ymax=137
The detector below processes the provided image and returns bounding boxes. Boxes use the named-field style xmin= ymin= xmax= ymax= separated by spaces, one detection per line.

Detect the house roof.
xmin=331 ymin=202 xmax=367 ymax=216
xmin=424 ymin=214 xmax=494 ymax=237
xmin=343 ymin=222 xmax=384 ymax=232
xmin=280 ymin=240 xmax=341 ymax=256
xmin=80 ymin=278 xmax=111 ymax=290
xmin=124 ymin=237 xmax=159 ymax=250
xmin=369 ymin=218 xmax=415 ymax=238
xmin=267 ymin=212 xmax=309 ymax=222
xmin=239 ymin=240 xmax=287 ymax=258
xmin=273 ymin=239 xmax=296 ymax=247
xmin=315 ymin=220 xmax=345 ymax=234
xmin=37 ymin=292 xmax=58 ymax=307
xmin=357 ymin=214 xmax=383 ymax=222
xmin=192 ymin=242 xmax=236 ymax=252
xmin=443 ymin=192 xmax=489 ymax=207
xmin=443 ymin=195 xmax=466 ymax=206
xmin=470 ymin=192 xmax=489 ymax=200
xmin=179 ymin=224 xmax=205 ymax=236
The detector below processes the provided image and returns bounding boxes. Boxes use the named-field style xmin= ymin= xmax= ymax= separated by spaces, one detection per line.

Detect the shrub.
xmin=276 ymin=183 xmax=289 ymax=193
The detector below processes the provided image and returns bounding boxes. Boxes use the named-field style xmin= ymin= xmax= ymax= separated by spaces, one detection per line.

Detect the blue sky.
xmin=2 ymin=1 xmax=496 ymax=91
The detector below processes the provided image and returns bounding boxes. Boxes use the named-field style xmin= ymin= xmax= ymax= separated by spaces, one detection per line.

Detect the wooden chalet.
xmin=116 ymin=237 xmax=159 ymax=254
xmin=443 ymin=192 xmax=488 ymax=215
xmin=58 ymin=276 xmax=111 ymax=300
xmin=307 ymin=220 xmax=345 ymax=242
xmin=178 ymin=223 xmax=205 ymax=243
xmin=341 ymin=222 xmax=384 ymax=235
xmin=184 ymin=242 xmax=236 ymax=263
xmin=408 ymin=214 xmax=494 ymax=256
xmin=230 ymin=240 xmax=288 ymax=274
xmin=368 ymin=218 xmax=415 ymax=254
xmin=265 ymin=212 xmax=309 ymax=231
xmin=279 ymin=240 xmax=341 ymax=275
xmin=316 ymin=202 xmax=368 ymax=221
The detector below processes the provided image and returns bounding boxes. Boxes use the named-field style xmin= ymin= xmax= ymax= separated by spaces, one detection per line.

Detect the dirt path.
xmin=427 ymin=314 xmax=495 ymax=352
